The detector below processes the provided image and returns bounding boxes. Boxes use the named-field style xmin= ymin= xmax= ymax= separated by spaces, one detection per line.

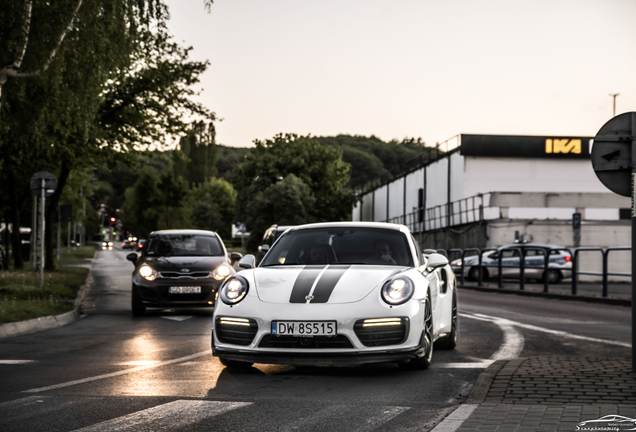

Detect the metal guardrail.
xmin=440 ymin=246 xmax=631 ymax=298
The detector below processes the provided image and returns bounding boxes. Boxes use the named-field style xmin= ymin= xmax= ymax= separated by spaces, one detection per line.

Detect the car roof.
xmin=148 ymin=229 xmax=219 ymax=237
xmin=285 ymin=221 xmax=408 ymax=233
xmin=500 ymin=243 xmax=566 ymax=249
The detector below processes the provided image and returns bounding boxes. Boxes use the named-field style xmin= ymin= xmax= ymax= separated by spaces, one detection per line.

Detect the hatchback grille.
xmin=354 ymin=317 xmax=408 ymax=347
xmin=258 ymin=335 xmax=353 ymax=349
xmin=159 ymin=271 xmax=211 ymax=279
xmin=215 ymin=317 xmax=258 ymax=346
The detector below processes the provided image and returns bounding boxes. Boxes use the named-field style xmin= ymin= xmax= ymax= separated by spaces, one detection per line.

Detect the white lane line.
xmin=23 ymin=350 xmax=210 ymax=393
xmin=0 ymin=360 xmax=36 ymax=364
xmin=430 ymin=404 xmax=478 ymax=432
xmin=435 ymin=362 xmax=494 ymax=368
xmin=161 ymin=316 xmax=192 ymax=321
xmin=460 ymin=312 xmax=525 ymax=360
xmin=279 ymin=405 xmax=409 ymax=432
xmin=0 ymin=396 xmax=49 ymax=409
xmin=115 ymin=361 xmax=161 ymax=366
xmin=70 ymin=400 xmax=251 ymax=432
xmin=460 ymin=312 xmax=631 ymax=348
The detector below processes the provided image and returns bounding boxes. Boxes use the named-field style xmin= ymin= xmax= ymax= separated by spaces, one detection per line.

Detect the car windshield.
xmin=145 ymin=234 xmax=223 ymax=257
xmin=260 ymin=227 xmax=413 ymax=267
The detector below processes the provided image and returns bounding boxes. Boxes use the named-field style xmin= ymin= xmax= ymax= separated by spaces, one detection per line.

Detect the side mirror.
xmin=426 ymin=253 xmax=448 ymax=270
xmin=126 ymin=253 xmax=138 ymax=264
xmin=261 ymin=244 xmax=270 ymax=252
xmin=238 ymin=254 xmax=256 ymax=269
xmin=229 ymin=252 xmax=243 ymax=263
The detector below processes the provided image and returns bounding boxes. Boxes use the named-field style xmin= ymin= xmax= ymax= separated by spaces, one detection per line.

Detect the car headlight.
xmin=381 ymin=277 xmax=414 ymax=305
xmin=212 ymin=264 xmax=231 ymax=280
xmin=139 ymin=265 xmax=157 ymax=281
xmin=219 ymin=276 xmax=249 ymax=305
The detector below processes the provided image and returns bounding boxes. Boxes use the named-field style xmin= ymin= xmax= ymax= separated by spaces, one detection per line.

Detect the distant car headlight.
xmin=139 ymin=265 xmax=157 ymax=281
xmin=219 ymin=276 xmax=249 ymax=305
xmin=381 ymin=277 xmax=414 ymax=305
xmin=212 ymin=264 xmax=231 ymax=280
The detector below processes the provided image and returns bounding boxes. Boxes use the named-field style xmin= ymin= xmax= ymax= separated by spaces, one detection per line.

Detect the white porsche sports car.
xmin=212 ymin=222 xmax=458 ymax=370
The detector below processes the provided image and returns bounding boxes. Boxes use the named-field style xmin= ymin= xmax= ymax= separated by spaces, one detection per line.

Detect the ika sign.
xmin=545 ymin=138 xmax=581 ymax=154
xmin=460 ymin=134 xmax=591 ymax=159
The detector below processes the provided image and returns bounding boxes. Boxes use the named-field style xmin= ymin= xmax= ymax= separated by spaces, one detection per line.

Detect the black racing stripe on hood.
xmin=289 ymin=266 xmax=325 ymax=303
xmin=310 ymin=265 xmax=350 ymax=303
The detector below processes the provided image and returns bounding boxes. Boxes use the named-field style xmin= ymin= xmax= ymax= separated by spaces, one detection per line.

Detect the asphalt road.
xmin=0 ymin=246 xmax=631 ymax=432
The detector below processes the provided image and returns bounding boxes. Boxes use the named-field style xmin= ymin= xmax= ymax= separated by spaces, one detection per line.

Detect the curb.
xmin=465 ymin=359 xmax=507 ymax=404
xmin=458 ymin=284 xmax=631 ymax=306
xmin=0 ymin=269 xmax=94 ymax=341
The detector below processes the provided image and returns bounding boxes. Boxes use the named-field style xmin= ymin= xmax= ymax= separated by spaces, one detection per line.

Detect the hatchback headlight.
xmin=219 ymin=276 xmax=249 ymax=305
xmin=381 ymin=277 xmax=414 ymax=305
xmin=212 ymin=264 xmax=231 ymax=280
xmin=139 ymin=265 xmax=157 ymax=281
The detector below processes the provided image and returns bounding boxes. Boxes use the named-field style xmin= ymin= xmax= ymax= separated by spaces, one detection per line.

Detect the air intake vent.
xmin=354 ymin=317 xmax=408 ymax=347
xmin=259 ymin=335 xmax=353 ymax=349
xmin=215 ymin=317 xmax=258 ymax=346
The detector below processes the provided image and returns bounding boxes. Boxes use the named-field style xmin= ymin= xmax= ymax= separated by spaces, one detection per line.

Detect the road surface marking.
xmin=459 ymin=312 xmax=525 ymax=360
xmin=429 ymin=404 xmax=478 ymax=432
xmin=460 ymin=312 xmax=631 ymax=348
xmin=23 ymin=350 xmax=210 ymax=393
xmin=435 ymin=362 xmax=494 ymax=368
xmin=279 ymin=405 xmax=409 ymax=432
xmin=115 ymin=361 xmax=161 ymax=366
xmin=0 ymin=360 xmax=35 ymax=364
xmin=161 ymin=316 xmax=192 ymax=321
xmin=70 ymin=400 xmax=251 ymax=432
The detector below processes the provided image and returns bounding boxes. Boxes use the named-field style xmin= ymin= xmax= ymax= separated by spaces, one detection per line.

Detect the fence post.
xmin=572 ymin=248 xmax=578 ymax=295
xmin=519 ymin=247 xmax=525 ymax=291
xmin=602 ymin=248 xmax=609 ymax=298
xmin=543 ymin=248 xmax=550 ymax=293
xmin=498 ymin=252 xmax=503 ymax=288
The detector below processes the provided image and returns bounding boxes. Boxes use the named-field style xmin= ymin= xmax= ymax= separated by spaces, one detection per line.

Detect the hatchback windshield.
xmin=260 ymin=227 xmax=413 ymax=267
xmin=145 ymin=235 xmax=224 ymax=257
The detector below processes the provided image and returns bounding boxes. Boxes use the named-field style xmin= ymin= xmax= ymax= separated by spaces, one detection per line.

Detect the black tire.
xmin=435 ymin=289 xmax=458 ymax=350
xmin=130 ymin=286 xmax=146 ymax=316
xmin=399 ymin=293 xmax=433 ymax=370
xmin=468 ymin=266 xmax=489 ymax=281
xmin=542 ymin=269 xmax=562 ymax=284
xmin=219 ymin=357 xmax=253 ymax=369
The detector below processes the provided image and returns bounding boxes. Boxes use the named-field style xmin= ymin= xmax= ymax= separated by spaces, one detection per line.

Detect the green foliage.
xmin=188 ymin=178 xmax=237 ymax=239
xmin=234 ymin=133 xmax=355 ymax=250
xmin=122 ymin=166 xmax=191 ymax=237
xmin=173 ymin=121 xmax=218 ymax=187
xmin=217 ymin=144 xmax=250 ymax=182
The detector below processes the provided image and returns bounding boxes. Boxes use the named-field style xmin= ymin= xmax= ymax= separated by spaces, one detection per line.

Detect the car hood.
xmin=142 ymin=256 xmax=227 ymax=272
xmin=253 ymin=265 xmax=404 ymax=304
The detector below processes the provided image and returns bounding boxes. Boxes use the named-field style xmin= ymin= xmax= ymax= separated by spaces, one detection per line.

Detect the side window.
xmin=501 ymin=249 xmax=519 ymax=258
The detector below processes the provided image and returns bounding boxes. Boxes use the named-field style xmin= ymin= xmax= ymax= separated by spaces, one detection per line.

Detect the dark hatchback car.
xmin=126 ymin=230 xmax=242 ymax=316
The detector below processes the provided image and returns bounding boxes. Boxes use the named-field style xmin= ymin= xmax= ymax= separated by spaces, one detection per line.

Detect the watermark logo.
xmin=577 ymin=415 xmax=636 ymax=431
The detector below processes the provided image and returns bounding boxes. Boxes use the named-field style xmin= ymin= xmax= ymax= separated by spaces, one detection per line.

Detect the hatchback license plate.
xmin=272 ymin=321 xmax=336 ymax=337
xmin=169 ymin=286 xmax=201 ymax=294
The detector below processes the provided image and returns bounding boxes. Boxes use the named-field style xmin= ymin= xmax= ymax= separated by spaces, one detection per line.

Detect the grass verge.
xmin=0 ymin=246 xmax=95 ymax=325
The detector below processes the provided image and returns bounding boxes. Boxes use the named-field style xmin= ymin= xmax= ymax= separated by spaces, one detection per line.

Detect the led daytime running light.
xmin=363 ymin=318 xmax=402 ymax=327
xmin=219 ymin=317 xmax=250 ymax=326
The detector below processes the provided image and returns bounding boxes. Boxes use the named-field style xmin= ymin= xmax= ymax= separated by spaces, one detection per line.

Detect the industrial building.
xmin=351 ymin=134 xmax=631 ymax=279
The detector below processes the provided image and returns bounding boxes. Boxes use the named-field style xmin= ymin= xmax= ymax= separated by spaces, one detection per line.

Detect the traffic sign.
xmin=29 ymin=171 xmax=58 ymax=197
xmin=591 ymin=112 xmax=636 ymax=197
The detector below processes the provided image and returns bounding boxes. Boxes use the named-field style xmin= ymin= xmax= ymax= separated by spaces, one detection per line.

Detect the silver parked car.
xmin=451 ymin=243 xmax=572 ymax=283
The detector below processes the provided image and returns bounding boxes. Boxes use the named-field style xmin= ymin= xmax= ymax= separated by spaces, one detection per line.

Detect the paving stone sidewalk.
xmin=455 ymin=357 xmax=636 ymax=432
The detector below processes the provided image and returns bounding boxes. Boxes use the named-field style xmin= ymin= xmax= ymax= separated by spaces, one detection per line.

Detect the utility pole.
xmin=609 ymin=93 xmax=620 ymax=117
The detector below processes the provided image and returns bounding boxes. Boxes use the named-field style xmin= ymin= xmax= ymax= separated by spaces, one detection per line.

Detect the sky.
xmin=163 ymin=0 xmax=636 ymax=148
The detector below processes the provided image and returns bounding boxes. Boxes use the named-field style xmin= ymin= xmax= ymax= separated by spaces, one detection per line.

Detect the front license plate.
xmin=272 ymin=321 xmax=336 ymax=337
xmin=169 ymin=286 xmax=201 ymax=294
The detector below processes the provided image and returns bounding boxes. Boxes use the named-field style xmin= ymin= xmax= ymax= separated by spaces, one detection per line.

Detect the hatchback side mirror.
xmin=238 ymin=254 xmax=256 ymax=269
xmin=126 ymin=253 xmax=138 ymax=264
xmin=229 ymin=252 xmax=243 ymax=263
xmin=426 ymin=253 xmax=448 ymax=270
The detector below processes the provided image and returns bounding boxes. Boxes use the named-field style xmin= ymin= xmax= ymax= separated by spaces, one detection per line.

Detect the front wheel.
xmin=435 ymin=289 xmax=458 ymax=350
xmin=399 ymin=294 xmax=433 ymax=370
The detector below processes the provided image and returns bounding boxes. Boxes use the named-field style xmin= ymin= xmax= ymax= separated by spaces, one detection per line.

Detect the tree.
xmin=234 ymin=133 xmax=354 ymax=250
xmin=189 ymin=178 xmax=236 ymax=239
xmin=174 ymin=121 xmax=218 ymax=187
